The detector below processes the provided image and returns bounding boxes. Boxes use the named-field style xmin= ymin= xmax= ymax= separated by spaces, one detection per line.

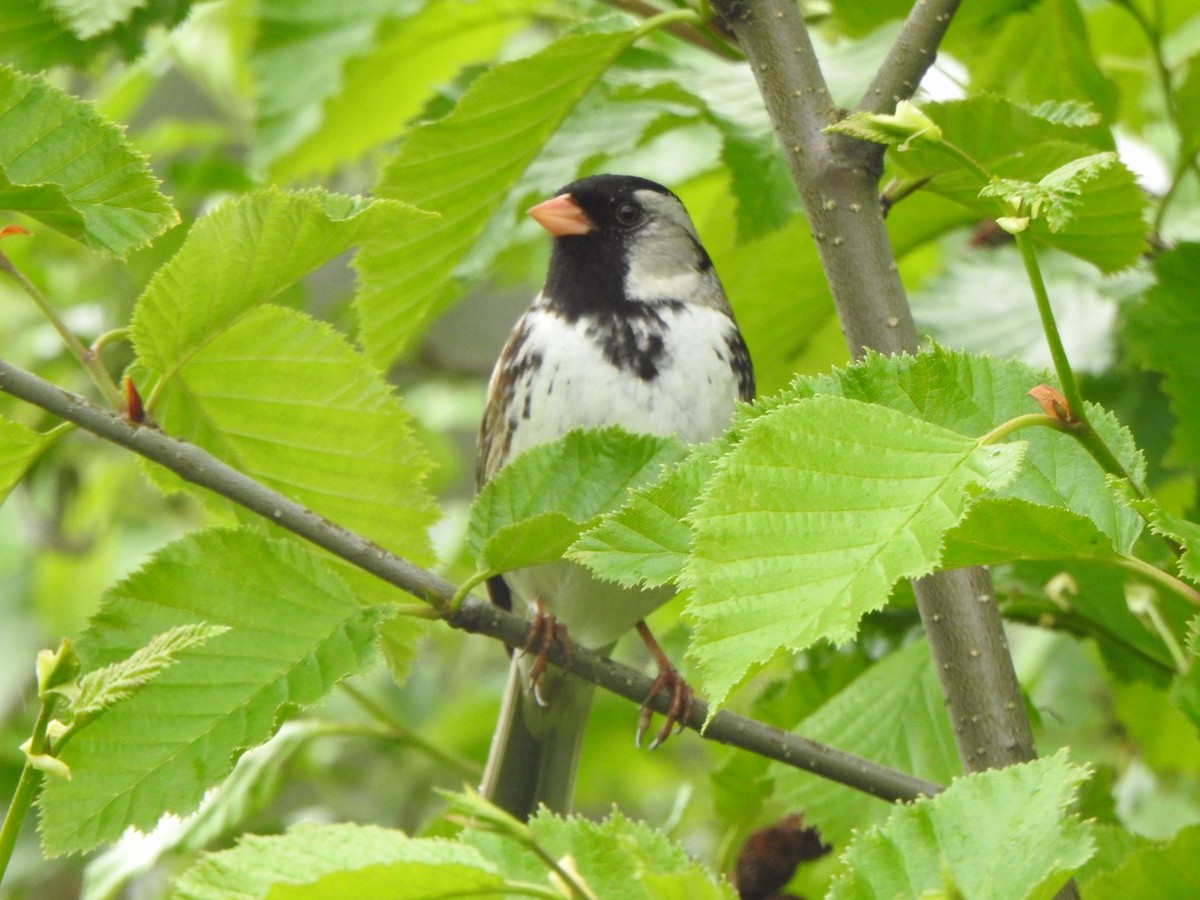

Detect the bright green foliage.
xmin=771 ymin=641 xmax=962 ymax=845
xmin=790 ymin=348 xmax=1146 ymax=562
xmin=952 ymin=0 xmax=1118 ymax=119
xmin=462 ymin=806 xmax=736 ymax=899
xmin=131 ymin=190 xmax=437 ymax=567
xmin=171 ymin=805 xmax=734 ymax=900
xmin=684 ymin=395 xmax=1025 ymax=708
xmin=72 ymin=621 xmax=229 ymax=720
xmin=170 ymin=823 xmax=502 ymax=900
xmin=85 ymin=722 xmax=330 ymax=899
xmin=884 ymin=96 xmax=1145 ymax=270
xmin=1083 ymin=823 xmax=1200 ymax=897
xmin=38 ymin=529 xmax=382 ymax=855
xmin=253 ymin=0 xmax=538 ymax=179
xmin=0 ymin=65 xmax=178 ymax=255
xmin=0 ymin=416 xmax=54 ymax=504
xmin=2 ymin=0 xmax=1200 ymax=896
xmin=44 ymin=0 xmax=150 ymax=40
xmin=570 ymin=445 xmax=719 ymax=588
xmin=130 ymin=189 xmax=428 ymax=375
xmin=829 ymin=751 xmax=1095 ymax=900
xmin=356 ymin=28 xmax=643 ymax=365
xmin=0 ymin=0 xmax=193 ymax=69
xmin=469 ymin=427 xmax=686 ymax=576
xmin=1124 ymin=244 xmax=1200 ymax=467
xmin=979 ymin=151 xmax=1121 ymax=232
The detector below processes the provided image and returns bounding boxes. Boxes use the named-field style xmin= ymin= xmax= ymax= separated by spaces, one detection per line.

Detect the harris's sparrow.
xmin=478 ymin=174 xmax=754 ymax=819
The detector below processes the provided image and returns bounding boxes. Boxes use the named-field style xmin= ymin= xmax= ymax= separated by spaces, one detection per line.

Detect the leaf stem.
xmin=0 ymin=697 xmax=57 ymax=882
xmin=90 ymin=327 xmax=131 ymax=355
xmin=0 ymin=251 xmax=125 ymax=411
xmin=978 ymin=413 xmax=1071 ymax=445
xmin=928 ymin=133 xmax=1149 ymax=500
xmin=1115 ymin=554 xmax=1200 ymax=610
xmin=630 ymin=7 xmax=702 ymax=41
xmin=1013 ymin=232 xmax=1146 ymax=496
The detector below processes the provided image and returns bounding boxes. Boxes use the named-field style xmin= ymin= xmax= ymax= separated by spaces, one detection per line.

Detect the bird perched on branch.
xmin=478 ymin=174 xmax=754 ymax=820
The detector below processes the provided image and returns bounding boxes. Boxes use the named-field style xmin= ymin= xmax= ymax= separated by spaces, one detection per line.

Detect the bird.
xmin=477 ymin=173 xmax=754 ymax=820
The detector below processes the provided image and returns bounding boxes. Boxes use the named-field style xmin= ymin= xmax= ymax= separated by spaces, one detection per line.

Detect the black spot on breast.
xmin=583 ymin=304 xmax=677 ymax=381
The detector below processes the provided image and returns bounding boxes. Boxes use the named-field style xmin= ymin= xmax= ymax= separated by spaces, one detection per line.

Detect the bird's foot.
xmin=635 ymin=621 xmax=694 ymax=749
xmin=519 ymin=604 xmax=573 ymax=707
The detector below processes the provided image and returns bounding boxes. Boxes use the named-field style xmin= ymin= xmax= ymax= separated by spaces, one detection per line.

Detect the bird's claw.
xmin=519 ymin=605 xmax=572 ymax=707
xmin=636 ymin=664 xmax=693 ymax=750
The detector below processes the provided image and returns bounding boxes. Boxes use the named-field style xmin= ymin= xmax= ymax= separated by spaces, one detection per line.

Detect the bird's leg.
xmin=520 ymin=600 xmax=573 ymax=707
xmin=635 ymin=621 xmax=694 ymax=749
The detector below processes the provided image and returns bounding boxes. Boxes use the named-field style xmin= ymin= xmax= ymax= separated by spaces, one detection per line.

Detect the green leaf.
xmin=0 ymin=65 xmax=178 ymax=255
xmin=979 ymin=151 xmax=1120 ymax=232
xmin=139 ymin=303 xmax=437 ymax=568
xmin=911 ymin=245 xmax=1147 ymax=377
xmin=771 ymin=641 xmax=962 ymax=846
xmin=888 ymin=96 xmax=1145 ymax=271
xmin=1176 ymin=54 xmax=1200 ymax=157
xmin=791 ymin=348 xmax=1146 ymax=563
xmin=953 ymin=0 xmax=1118 ymax=119
xmin=463 ymin=807 xmax=736 ymax=899
xmin=0 ymin=0 xmax=193 ymax=69
xmin=356 ymin=27 xmax=643 ymax=365
xmin=44 ymin=0 xmax=149 ymax=39
xmin=570 ymin=446 xmax=718 ymax=588
xmin=829 ymin=751 xmax=1094 ymax=900
xmin=1123 ymin=494 xmax=1200 ymax=585
xmin=85 ymin=722 xmax=327 ymax=900
xmin=130 ymin=189 xmax=437 ymax=570
xmin=683 ymin=395 xmax=1025 ymax=708
xmin=1082 ymin=823 xmax=1200 ymax=898
xmin=170 ymin=823 xmax=501 ymax=900
xmin=260 ymin=0 xmax=538 ymax=180
xmin=38 ymin=529 xmax=382 ymax=855
xmin=1124 ymin=244 xmax=1200 ymax=467
xmin=0 ymin=416 xmax=55 ymax=505
xmin=73 ymin=622 xmax=230 ymax=719
xmin=469 ymin=428 xmax=687 ymax=575
xmin=130 ymin=188 xmax=429 ymax=375
xmin=825 ymin=100 xmax=944 ymax=148
xmin=250 ymin=0 xmax=399 ymax=174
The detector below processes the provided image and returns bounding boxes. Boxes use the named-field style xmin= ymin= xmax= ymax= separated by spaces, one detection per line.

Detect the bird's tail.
xmin=480 ymin=657 xmax=597 ymax=820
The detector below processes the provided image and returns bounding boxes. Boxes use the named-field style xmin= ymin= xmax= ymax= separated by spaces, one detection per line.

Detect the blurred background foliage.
xmin=2 ymin=0 xmax=1200 ymax=897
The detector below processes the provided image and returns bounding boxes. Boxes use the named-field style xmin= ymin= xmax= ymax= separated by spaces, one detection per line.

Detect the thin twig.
xmin=858 ymin=0 xmax=963 ymax=115
xmin=0 ymin=358 xmax=941 ymax=805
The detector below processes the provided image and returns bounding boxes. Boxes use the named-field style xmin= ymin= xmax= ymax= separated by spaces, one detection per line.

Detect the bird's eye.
xmin=614 ymin=201 xmax=643 ymax=227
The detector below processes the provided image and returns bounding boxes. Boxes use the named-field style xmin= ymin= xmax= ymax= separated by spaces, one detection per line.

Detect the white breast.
xmin=504 ymin=303 xmax=742 ymax=460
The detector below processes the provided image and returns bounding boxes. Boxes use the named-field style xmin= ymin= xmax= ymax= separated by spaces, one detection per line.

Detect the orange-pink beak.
xmin=528 ymin=193 xmax=593 ymax=237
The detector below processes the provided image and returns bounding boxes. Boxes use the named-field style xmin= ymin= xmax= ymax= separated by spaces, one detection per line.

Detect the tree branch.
xmin=0 ymin=357 xmax=940 ymax=806
xmin=711 ymin=0 xmax=1037 ymax=775
xmin=857 ymin=0 xmax=962 ymax=115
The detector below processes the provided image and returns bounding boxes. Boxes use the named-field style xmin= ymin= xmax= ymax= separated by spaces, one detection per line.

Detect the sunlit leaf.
xmin=683 ymin=395 xmax=1024 ymax=708
xmin=170 ymin=823 xmax=501 ymax=900
xmin=39 ymin=529 xmax=382 ymax=855
xmin=770 ymin=641 xmax=961 ymax=846
xmin=357 ymin=27 xmax=645 ymax=364
xmin=829 ymin=751 xmax=1094 ymax=900
xmin=469 ymin=428 xmax=686 ymax=575
xmin=0 ymin=65 xmax=178 ymax=254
